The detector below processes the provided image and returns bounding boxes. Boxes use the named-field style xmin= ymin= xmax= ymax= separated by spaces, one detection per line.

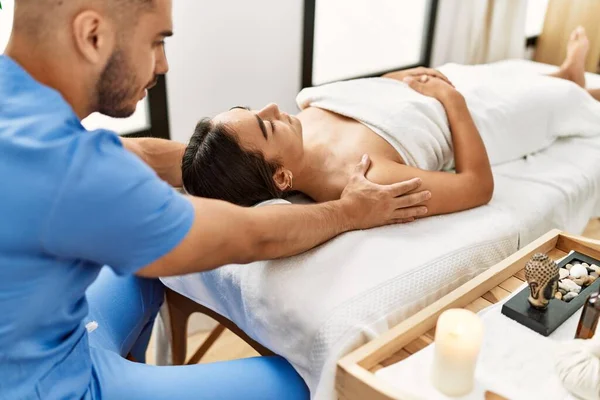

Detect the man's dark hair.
xmin=182 ymin=119 xmax=284 ymax=207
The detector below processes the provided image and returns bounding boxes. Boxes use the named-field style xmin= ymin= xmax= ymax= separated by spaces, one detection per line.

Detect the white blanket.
xmin=162 ymin=61 xmax=600 ymax=399
xmin=296 ymin=62 xmax=600 ymax=171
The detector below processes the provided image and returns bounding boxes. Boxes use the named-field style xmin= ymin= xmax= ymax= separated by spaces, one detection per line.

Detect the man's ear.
xmin=272 ymin=168 xmax=293 ymax=192
xmin=72 ymin=10 xmax=115 ymax=65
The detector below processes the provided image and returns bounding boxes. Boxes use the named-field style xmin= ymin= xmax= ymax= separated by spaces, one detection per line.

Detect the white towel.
xmin=296 ymin=62 xmax=600 ymax=171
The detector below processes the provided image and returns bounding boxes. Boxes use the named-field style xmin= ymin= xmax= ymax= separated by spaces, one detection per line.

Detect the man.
xmin=0 ymin=0 xmax=430 ymax=399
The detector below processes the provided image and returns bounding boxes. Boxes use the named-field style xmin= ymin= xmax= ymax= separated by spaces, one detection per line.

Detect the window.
xmin=0 ymin=0 xmax=14 ymax=53
xmin=304 ymin=0 xmax=437 ymax=87
xmin=0 ymin=0 xmax=157 ymax=137
xmin=525 ymin=0 xmax=549 ymax=38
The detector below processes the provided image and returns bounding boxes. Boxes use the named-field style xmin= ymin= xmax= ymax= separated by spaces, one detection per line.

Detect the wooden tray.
xmin=336 ymin=230 xmax=600 ymax=400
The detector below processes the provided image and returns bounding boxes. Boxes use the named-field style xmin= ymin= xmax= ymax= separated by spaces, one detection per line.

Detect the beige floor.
xmin=148 ymin=219 xmax=600 ymax=366
xmin=146 ymin=319 xmax=259 ymax=366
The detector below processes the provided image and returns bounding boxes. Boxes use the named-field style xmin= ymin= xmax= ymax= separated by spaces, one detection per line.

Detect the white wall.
xmin=166 ymin=0 xmax=304 ymax=143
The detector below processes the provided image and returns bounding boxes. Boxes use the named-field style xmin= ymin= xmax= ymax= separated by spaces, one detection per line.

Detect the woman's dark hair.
xmin=182 ymin=118 xmax=284 ymax=207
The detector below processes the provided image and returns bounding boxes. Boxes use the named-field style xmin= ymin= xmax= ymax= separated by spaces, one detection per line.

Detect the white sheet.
xmin=162 ymin=60 xmax=600 ymax=400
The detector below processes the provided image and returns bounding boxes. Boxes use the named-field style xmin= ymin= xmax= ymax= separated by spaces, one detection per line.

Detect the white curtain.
xmin=431 ymin=0 xmax=527 ymax=66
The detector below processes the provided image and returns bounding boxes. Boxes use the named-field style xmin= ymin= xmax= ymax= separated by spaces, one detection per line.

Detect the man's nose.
xmin=155 ymin=50 xmax=169 ymax=76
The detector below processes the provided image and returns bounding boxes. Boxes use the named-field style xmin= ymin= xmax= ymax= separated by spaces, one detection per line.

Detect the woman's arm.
xmin=366 ymin=77 xmax=494 ymax=216
xmin=589 ymin=88 xmax=600 ymax=102
xmin=121 ymin=137 xmax=186 ymax=187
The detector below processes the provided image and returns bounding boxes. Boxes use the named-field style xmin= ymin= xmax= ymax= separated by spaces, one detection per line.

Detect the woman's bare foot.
xmin=557 ymin=26 xmax=589 ymax=88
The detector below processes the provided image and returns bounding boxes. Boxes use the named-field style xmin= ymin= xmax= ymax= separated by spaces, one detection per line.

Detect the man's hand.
xmin=383 ymin=67 xmax=454 ymax=87
xmin=403 ymin=75 xmax=462 ymax=105
xmin=340 ymin=155 xmax=430 ymax=230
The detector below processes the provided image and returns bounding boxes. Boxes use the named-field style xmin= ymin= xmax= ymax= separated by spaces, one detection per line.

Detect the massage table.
xmin=161 ymin=60 xmax=600 ymax=400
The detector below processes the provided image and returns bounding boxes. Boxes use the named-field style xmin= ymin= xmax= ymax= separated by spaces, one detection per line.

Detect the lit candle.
xmin=431 ymin=309 xmax=484 ymax=397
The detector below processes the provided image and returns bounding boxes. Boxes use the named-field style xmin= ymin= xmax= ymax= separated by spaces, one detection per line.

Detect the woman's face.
xmin=213 ymin=103 xmax=304 ymax=170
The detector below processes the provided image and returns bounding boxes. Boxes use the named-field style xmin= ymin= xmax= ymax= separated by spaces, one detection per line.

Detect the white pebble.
xmin=569 ymin=264 xmax=589 ymax=278
xmin=590 ymin=264 xmax=600 ymax=273
xmin=563 ymin=292 xmax=579 ymax=302
xmin=559 ymin=279 xmax=582 ymax=293
xmin=565 ymin=264 xmax=574 ymax=270
xmin=559 ymin=268 xmax=570 ymax=280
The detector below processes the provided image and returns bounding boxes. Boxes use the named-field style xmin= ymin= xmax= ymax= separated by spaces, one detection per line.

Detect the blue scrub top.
xmin=0 ymin=56 xmax=194 ymax=399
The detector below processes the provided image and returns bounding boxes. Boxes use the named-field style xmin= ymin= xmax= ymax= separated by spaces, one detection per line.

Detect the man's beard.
xmin=96 ymin=49 xmax=140 ymax=118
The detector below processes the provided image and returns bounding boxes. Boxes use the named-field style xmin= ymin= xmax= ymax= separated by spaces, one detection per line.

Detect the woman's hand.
xmin=403 ymin=75 xmax=462 ymax=105
xmin=383 ymin=67 xmax=454 ymax=88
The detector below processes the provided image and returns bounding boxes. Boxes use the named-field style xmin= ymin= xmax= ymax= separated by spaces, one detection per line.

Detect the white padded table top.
xmin=163 ymin=61 xmax=600 ymax=400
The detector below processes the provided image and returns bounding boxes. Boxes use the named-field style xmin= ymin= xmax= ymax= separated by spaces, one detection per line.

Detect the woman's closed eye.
xmin=269 ymin=120 xmax=276 ymax=134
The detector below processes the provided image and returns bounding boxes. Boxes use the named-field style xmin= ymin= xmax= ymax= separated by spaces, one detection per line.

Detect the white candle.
xmin=431 ymin=309 xmax=484 ymax=397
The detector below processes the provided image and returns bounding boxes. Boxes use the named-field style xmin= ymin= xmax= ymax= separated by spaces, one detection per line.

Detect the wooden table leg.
xmin=186 ymin=324 xmax=227 ymax=365
xmin=165 ymin=288 xmax=276 ymax=365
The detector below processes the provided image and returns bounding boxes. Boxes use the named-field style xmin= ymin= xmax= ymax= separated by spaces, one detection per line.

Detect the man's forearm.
xmin=138 ymin=197 xmax=354 ymax=278
xmin=247 ymin=200 xmax=352 ymax=261
xmin=121 ymin=137 xmax=186 ymax=187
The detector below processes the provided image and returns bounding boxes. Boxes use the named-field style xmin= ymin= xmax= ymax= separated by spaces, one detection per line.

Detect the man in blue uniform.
xmin=0 ymin=0 xmax=430 ymax=399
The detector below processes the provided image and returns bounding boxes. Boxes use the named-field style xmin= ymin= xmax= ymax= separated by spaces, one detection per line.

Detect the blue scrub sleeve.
xmin=41 ymin=130 xmax=194 ymax=275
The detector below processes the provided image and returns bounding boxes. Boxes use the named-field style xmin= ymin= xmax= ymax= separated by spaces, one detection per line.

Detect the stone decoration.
xmin=555 ymin=261 xmax=600 ymax=303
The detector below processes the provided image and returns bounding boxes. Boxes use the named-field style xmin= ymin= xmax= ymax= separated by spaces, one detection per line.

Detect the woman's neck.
xmin=290 ymin=119 xmax=353 ymax=202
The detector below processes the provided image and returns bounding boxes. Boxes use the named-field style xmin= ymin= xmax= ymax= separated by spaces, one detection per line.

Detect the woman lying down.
xmin=182 ymin=27 xmax=600 ymax=217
